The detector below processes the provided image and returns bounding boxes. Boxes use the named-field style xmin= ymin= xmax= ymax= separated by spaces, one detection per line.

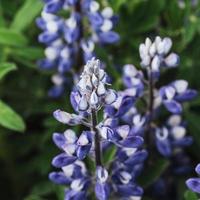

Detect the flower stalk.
xmin=91 ymin=109 xmax=102 ymax=166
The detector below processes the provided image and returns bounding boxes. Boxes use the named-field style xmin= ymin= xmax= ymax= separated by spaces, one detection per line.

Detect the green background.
xmin=0 ymin=0 xmax=200 ymax=199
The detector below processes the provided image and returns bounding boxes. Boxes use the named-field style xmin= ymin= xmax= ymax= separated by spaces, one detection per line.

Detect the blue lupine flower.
xmin=186 ymin=164 xmax=200 ymax=193
xmin=155 ymin=115 xmax=193 ymax=157
xmin=37 ymin=0 xmax=119 ymax=98
xmin=159 ymin=80 xmax=197 ymax=114
xmin=50 ymin=58 xmax=144 ymax=199
xmin=123 ymin=64 xmax=144 ymax=97
xmin=95 ymin=166 xmax=110 ymax=200
xmin=139 ymin=37 xmax=179 ymax=77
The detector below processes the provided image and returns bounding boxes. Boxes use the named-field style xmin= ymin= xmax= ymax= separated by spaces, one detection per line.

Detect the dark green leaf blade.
xmin=184 ymin=190 xmax=198 ymax=200
xmin=0 ymin=28 xmax=28 ymax=46
xmin=103 ymin=145 xmax=117 ymax=165
xmin=10 ymin=0 xmax=43 ymax=32
xmin=0 ymin=62 xmax=17 ymax=80
xmin=138 ymin=158 xmax=169 ymax=188
xmin=0 ymin=100 xmax=26 ymax=132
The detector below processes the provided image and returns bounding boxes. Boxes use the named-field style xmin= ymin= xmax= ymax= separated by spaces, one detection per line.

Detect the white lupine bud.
xmin=139 ymin=44 xmax=148 ymax=58
xmin=165 ymin=86 xmax=176 ymax=100
xmin=97 ymin=167 xmax=108 ymax=183
xmin=145 ymin=37 xmax=152 ymax=50
xmin=156 ymin=127 xmax=169 ymax=140
xmin=66 ymin=17 xmax=77 ymax=29
xmin=63 ymin=144 xmax=76 ymax=155
xmin=78 ymin=95 xmax=89 ymax=111
xmin=173 ymin=80 xmax=188 ymax=94
xmin=54 ymin=110 xmax=74 ymax=124
xmin=100 ymin=19 xmax=113 ymax=32
xmin=123 ymin=88 xmax=137 ymax=97
xmin=82 ymin=40 xmax=95 ymax=53
xmin=171 ymin=126 xmax=186 ymax=139
xmin=157 ymin=40 xmax=165 ymax=54
xmin=71 ymin=179 xmax=84 ymax=191
xmin=75 ymin=160 xmax=87 ymax=174
xmin=77 ymin=134 xmax=89 ymax=146
xmin=105 ymin=89 xmax=117 ymax=104
xmin=124 ymin=147 xmax=137 ymax=156
xmin=151 ymin=55 xmax=160 ymax=71
xmin=97 ymin=82 xmax=106 ymax=96
xmin=99 ymin=126 xmax=109 ymax=139
xmin=52 ymin=39 xmax=63 ymax=47
xmin=52 ymin=74 xmax=64 ymax=86
xmin=124 ymin=64 xmax=137 ymax=77
xmin=45 ymin=47 xmax=58 ymax=60
xmin=64 ymin=129 xmax=77 ymax=143
xmin=46 ymin=20 xmax=58 ymax=33
xmin=92 ymin=74 xmax=98 ymax=87
xmin=155 ymin=36 xmax=162 ymax=49
xmin=120 ymin=171 xmax=132 ymax=184
xmin=133 ymin=114 xmax=145 ymax=127
xmin=153 ymin=95 xmax=162 ymax=109
xmin=141 ymin=55 xmax=151 ymax=67
xmin=149 ymin=43 xmax=156 ymax=57
xmin=116 ymin=125 xmax=130 ymax=139
xmin=60 ymin=47 xmax=70 ymax=59
xmin=112 ymin=95 xmax=122 ymax=109
xmin=98 ymin=69 xmax=105 ymax=81
xmin=163 ymin=37 xmax=172 ymax=54
xmin=102 ymin=7 xmax=114 ymax=18
xmin=130 ymin=77 xmax=140 ymax=85
xmin=42 ymin=11 xmax=56 ymax=21
xmin=90 ymin=91 xmax=99 ymax=106
xmin=62 ymin=164 xmax=74 ymax=177
xmin=168 ymin=115 xmax=182 ymax=127
xmin=165 ymin=53 xmax=179 ymax=67
xmin=90 ymin=1 xmax=100 ymax=13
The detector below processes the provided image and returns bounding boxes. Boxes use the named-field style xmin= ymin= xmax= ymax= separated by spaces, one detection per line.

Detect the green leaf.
xmin=10 ymin=47 xmax=44 ymax=60
xmin=184 ymin=190 xmax=198 ymax=200
xmin=0 ymin=28 xmax=28 ymax=46
xmin=10 ymin=0 xmax=43 ymax=32
xmin=31 ymin=181 xmax=55 ymax=196
xmin=103 ymin=145 xmax=117 ymax=165
xmin=0 ymin=62 xmax=17 ymax=80
xmin=138 ymin=158 xmax=169 ymax=188
xmin=24 ymin=195 xmax=45 ymax=200
xmin=0 ymin=100 xmax=25 ymax=132
xmin=182 ymin=15 xmax=198 ymax=47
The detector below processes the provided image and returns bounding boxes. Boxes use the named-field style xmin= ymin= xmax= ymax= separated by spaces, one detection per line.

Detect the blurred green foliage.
xmin=0 ymin=0 xmax=200 ymax=199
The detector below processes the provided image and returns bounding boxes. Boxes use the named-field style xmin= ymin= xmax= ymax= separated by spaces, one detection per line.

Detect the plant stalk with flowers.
xmin=50 ymin=58 xmax=144 ymax=199
xmin=37 ymin=0 xmax=119 ymax=98
xmin=49 ymin=34 xmax=198 ymax=199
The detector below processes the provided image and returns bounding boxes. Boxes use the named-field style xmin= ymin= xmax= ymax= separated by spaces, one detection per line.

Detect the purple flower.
xmin=186 ymin=164 xmax=200 ymax=194
xmin=37 ymin=1 xmax=120 ymax=97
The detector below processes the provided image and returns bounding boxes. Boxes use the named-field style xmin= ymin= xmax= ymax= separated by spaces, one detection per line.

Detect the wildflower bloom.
xmin=37 ymin=0 xmax=119 ymax=98
xmin=50 ymin=58 xmax=143 ymax=199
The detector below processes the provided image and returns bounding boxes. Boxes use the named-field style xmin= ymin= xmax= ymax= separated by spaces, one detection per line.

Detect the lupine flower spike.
xmin=37 ymin=0 xmax=119 ymax=98
xmin=50 ymin=58 xmax=144 ymax=199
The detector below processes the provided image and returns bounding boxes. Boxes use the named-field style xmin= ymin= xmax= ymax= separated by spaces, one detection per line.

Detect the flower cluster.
xmin=50 ymin=58 xmax=144 ymax=199
xmin=37 ymin=0 xmax=119 ymax=98
xmin=103 ymin=36 xmax=197 ymax=198
xmin=139 ymin=37 xmax=179 ymax=75
xmin=155 ymin=115 xmax=193 ymax=157
xmin=49 ymin=36 xmax=197 ymax=199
